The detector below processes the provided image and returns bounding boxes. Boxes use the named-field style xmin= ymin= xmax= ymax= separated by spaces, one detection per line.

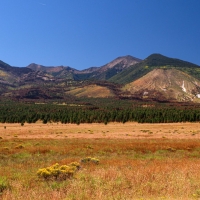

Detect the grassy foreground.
xmin=1 ymin=138 xmax=200 ymax=199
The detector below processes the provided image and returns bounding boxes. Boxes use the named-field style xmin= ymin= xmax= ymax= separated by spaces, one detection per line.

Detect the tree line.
xmin=0 ymin=101 xmax=200 ymax=124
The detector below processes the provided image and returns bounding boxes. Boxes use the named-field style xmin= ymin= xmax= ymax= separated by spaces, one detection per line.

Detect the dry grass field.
xmin=1 ymin=122 xmax=200 ymax=139
xmin=1 ymin=122 xmax=200 ymax=199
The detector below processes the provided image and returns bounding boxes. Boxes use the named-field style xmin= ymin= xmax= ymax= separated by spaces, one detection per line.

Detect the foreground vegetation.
xmin=1 ymin=138 xmax=200 ymax=199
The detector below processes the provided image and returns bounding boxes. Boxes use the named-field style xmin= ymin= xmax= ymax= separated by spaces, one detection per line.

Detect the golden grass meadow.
xmin=1 ymin=122 xmax=200 ymax=199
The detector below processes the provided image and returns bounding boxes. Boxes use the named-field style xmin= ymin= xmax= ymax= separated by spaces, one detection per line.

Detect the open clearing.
xmin=1 ymin=122 xmax=200 ymax=199
xmin=1 ymin=122 xmax=200 ymax=139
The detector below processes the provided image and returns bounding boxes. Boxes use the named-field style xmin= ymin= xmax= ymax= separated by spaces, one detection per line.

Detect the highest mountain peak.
xmin=72 ymin=55 xmax=142 ymax=81
xmin=100 ymin=55 xmax=142 ymax=71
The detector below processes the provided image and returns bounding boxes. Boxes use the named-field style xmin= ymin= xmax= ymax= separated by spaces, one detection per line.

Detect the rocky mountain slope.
xmin=27 ymin=63 xmax=77 ymax=79
xmin=26 ymin=55 xmax=141 ymax=81
xmin=123 ymin=68 xmax=200 ymax=102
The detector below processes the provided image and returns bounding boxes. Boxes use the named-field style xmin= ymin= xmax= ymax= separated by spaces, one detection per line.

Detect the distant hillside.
xmin=0 ymin=60 xmax=12 ymax=71
xmin=0 ymin=60 xmax=32 ymax=76
xmin=73 ymin=55 xmax=142 ymax=81
xmin=109 ymin=54 xmax=200 ymax=84
xmin=27 ymin=63 xmax=78 ymax=79
xmin=66 ymin=84 xmax=115 ymax=98
xmin=0 ymin=60 xmax=33 ymax=85
xmin=141 ymin=54 xmax=199 ymax=68
xmin=26 ymin=56 xmax=141 ymax=81
xmin=1 ymin=54 xmax=200 ymax=103
xmin=123 ymin=68 xmax=200 ymax=102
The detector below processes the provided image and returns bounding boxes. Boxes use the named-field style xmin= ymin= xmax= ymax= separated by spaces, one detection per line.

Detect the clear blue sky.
xmin=0 ymin=0 xmax=200 ymax=69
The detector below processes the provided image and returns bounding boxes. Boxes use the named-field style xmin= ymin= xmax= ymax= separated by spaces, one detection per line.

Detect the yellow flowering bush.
xmin=37 ymin=162 xmax=80 ymax=180
xmin=37 ymin=158 xmax=99 ymax=181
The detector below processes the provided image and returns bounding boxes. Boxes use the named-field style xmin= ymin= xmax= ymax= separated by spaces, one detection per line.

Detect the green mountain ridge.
xmin=109 ymin=54 xmax=200 ymax=84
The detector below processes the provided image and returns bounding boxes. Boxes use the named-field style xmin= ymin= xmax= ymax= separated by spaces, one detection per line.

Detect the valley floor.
xmin=1 ymin=122 xmax=200 ymax=199
xmin=1 ymin=122 xmax=200 ymax=139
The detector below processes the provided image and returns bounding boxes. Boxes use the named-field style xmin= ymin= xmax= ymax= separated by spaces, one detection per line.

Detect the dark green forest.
xmin=1 ymin=98 xmax=200 ymax=124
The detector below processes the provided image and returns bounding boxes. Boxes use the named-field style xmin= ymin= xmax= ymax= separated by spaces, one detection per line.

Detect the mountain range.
xmin=1 ymin=53 xmax=200 ymax=103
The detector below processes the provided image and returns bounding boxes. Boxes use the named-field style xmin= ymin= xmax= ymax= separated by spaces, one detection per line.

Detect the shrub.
xmin=81 ymin=157 xmax=99 ymax=165
xmin=68 ymin=162 xmax=81 ymax=169
xmin=15 ymin=144 xmax=24 ymax=149
xmin=166 ymin=147 xmax=176 ymax=152
xmin=0 ymin=176 xmax=10 ymax=194
xmin=37 ymin=162 xmax=80 ymax=181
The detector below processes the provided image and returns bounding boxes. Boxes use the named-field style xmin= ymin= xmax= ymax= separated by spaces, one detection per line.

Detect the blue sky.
xmin=0 ymin=0 xmax=200 ymax=69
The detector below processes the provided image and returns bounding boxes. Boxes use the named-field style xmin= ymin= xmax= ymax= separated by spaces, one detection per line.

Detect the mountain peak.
xmin=101 ymin=55 xmax=142 ymax=70
xmin=145 ymin=53 xmax=200 ymax=68
xmin=117 ymin=55 xmax=142 ymax=61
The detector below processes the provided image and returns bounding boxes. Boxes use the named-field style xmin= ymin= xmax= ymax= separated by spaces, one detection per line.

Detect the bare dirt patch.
xmin=1 ymin=122 xmax=200 ymax=140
